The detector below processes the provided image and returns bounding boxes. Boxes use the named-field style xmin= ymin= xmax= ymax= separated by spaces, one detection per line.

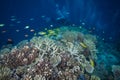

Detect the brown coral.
xmin=1 ymin=45 xmax=39 ymax=68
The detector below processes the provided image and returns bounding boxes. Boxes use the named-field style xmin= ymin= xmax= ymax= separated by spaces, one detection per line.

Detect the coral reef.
xmin=112 ymin=65 xmax=120 ymax=80
xmin=0 ymin=48 xmax=10 ymax=54
xmin=0 ymin=65 xmax=11 ymax=80
xmin=90 ymin=75 xmax=101 ymax=80
xmin=0 ymin=27 xmax=100 ymax=80
xmin=62 ymin=30 xmax=78 ymax=42
xmin=16 ymin=40 xmax=29 ymax=49
xmin=85 ymin=63 xmax=94 ymax=74
xmin=1 ymin=44 xmax=39 ymax=68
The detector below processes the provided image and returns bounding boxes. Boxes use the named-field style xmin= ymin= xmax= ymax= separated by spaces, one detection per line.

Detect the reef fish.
xmin=24 ymin=26 xmax=30 ymax=29
xmin=80 ymin=42 xmax=87 ymax=48
xmin=90 ymin=59 xmax=95 ymax=67
xmin=38 ymin=31 xmax=46 ymax=35
xmin=0 ymin=24 xmax=5 ymax=27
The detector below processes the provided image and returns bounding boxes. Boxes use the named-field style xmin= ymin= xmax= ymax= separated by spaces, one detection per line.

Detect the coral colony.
xmin=0 ymin=26 xmax=119 ymax=80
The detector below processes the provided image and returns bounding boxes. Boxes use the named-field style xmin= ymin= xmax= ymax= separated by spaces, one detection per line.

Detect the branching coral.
xmin=1 ymin=44 xmax=39 ymax=68
xmin=60 ymin=29 xmax=97 ymax=61
xmin=15 ymin=66 xmax=27 ymax=76
xmin=66 ymin=42 xmax=79 ymax=56
xmin=16 ymin=40 xmax=29 ymax=49
xmin=83 ymin=39 xmax=97 ymax=60
xmin=0 ymin=65 xmax=11 ymax=80
xmin=34 ymin=75 xmax=46 ymax=80
xmin=62 ymin=30 xmax=78 ymax=42
xmin=50 ymin=55 xmax=61 ymax=67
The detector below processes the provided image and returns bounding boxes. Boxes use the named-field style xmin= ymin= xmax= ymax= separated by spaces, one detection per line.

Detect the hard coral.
xmin=2 ymin=45 xmax=39 ymax=68
xmin=0 ymin=48 xmax=10 ymax=54
xmin=0 ymin=27 xmax=99 ymax=80
xmin=62 ymin=30 xmax=77 ymax=42
xmin=85 ymin=63 xmax=94 ymax=74
xmin=0 ymin=65 xmax=11 ymax=80
xmin=90 ymin=75 xmax=101 ymax=80
xmin=83 ymin=39 xmax=97 ymax=60
xmin=112 ymin=65 xmax=120 ymax=80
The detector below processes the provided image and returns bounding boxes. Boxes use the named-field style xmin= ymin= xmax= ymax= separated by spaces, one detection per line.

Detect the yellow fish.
xmin=80 ymin=42 xmax=87 ymax=48
xmin=48 ymin=30 xmax=57 ymax=36
xmin=90 ymin=59 xmax=95 ymax=67
xmin=38 ymin=31 xmax=46 ymax=35
xmin=48 ymin=30 xmax=55 ymax=34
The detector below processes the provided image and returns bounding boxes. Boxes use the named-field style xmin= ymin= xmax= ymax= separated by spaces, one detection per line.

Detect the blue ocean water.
xmin=0 ymin=0 xmax=120 ymax=80
xmin=0 ymin=0 xmax=120 ymax=46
